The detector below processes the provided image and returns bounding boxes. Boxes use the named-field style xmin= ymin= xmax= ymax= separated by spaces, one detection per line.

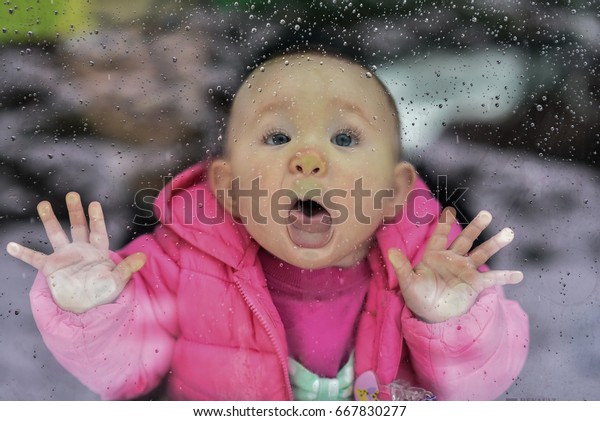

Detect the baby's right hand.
xmin=6 ymin=192 xmax=146 ymax=314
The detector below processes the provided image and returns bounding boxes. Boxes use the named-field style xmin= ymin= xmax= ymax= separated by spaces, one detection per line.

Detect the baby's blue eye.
xmin=265 ymin=132 xmax=291 ymax=145
xmin=332 ymin=132 xmax=355 ymax=147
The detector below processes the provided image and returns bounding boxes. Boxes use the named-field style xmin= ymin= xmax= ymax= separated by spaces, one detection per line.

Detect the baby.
xmin=6 ymin=50 xmax=528 ymax=401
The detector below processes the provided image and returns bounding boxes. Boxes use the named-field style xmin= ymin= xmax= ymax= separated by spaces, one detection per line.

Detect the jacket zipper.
xmin=234 ymin=274 xmax=294 ymax=400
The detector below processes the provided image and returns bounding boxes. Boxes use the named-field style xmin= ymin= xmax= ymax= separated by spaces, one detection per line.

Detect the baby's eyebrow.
xmin=255 ymin=97 xmax=372 ymax=124
xmin=334 ymin=98 xmax=371 ymax=124
xmin=256 ymin=99 xmax=290 ymax=115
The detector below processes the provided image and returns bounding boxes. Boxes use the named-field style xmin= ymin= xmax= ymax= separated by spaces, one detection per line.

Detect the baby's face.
xmin=212 ymin=54 xmax=412 ymax=268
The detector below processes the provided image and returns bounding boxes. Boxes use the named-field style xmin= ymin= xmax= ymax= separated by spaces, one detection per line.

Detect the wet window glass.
xmin=1 ymin=0 xmax=598 ymax=401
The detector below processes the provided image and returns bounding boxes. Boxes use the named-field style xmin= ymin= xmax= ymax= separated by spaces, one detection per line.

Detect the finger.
xmin=37 ymin=201 xmax=70 ymax=250
xmin=449 ymin=210 xmax=492 ymax=255
xmin=468 ymin=228 xmax=515 ymax=268
xmin=66 ymin=192 xmax=89 ymax=243
xmin=469 ymin=270 xmax=524 ymax=293
xmin=88 ymin=202 xmax=109 ymax=250
xmin=6 ymin=242 xmax=48 ymax=270
xmin=425 ymin=207 xmax=456 ymax=252
xmin=388 ymin=248 xmax=414 ymax=289
xmin=112 ymin=253 xmax=147 ymax=286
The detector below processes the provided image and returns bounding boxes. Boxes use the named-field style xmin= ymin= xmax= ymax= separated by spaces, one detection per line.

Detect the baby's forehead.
xmin=248 ymin=55 xmax=369 ymax=88
xmin=238 ymin=54 xmax=393 ymax=109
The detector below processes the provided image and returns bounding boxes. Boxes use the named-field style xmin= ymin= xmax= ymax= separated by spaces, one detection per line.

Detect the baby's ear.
xmin=208 ymin=159 xmax=236 ymax=216
xmin=383 ymin=161 xmax=416 ymax=220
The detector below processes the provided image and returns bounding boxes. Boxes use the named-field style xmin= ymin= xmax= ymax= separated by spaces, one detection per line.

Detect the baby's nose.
xmin=290 ymin=150 xmax=327 ymax=176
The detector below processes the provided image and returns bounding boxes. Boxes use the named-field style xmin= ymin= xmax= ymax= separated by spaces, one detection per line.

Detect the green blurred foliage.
xmin=0 ymin=0 xmax=93 ymax=44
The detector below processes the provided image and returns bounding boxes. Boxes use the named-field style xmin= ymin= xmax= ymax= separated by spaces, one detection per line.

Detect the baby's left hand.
xmin=388 ymin=208 xmax=523 ymax=323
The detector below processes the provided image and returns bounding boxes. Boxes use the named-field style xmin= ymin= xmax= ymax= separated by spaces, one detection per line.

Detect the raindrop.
xmin=294 ymin=24 xmax=300 ymax=31
xmin=365 ymin=71 xmax=372 ymax=78
xmin=280 ymin=19 xmax=286 ymax=25
xmin=536 ymin=104 xmax=543 ymax=112
xmin=172 ymin=57 xmax=177 ymax=63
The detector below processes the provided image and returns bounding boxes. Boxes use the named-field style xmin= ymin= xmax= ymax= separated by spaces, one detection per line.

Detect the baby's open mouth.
xmin=296 ymin=199 xmax=327 ymax=218
xmin=287 ymin=198 xmax=333 ymax=248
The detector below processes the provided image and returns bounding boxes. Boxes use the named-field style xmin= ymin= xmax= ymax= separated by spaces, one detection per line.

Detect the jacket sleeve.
xmin=29 ymin=228 xmax=180 ymax=400
xmin=400 ymin=284 xmax=529 ymax=400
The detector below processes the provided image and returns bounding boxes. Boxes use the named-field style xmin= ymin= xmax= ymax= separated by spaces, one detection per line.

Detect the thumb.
xmin=113 ymin=252 xmax=147 ymax=285
xmin=388 ymin=248 xmax=413 ymax=284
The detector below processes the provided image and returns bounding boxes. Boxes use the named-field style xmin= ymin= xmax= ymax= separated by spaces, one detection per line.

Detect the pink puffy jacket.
xmin=30 ymin=162 xmax=528 ymax=400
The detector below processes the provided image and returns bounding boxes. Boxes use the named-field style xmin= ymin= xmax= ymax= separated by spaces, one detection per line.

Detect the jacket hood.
xmin=153 ymin=161 xmax=258 ymax=270
xmin=153 ymin=161 xmax=447 ymax=284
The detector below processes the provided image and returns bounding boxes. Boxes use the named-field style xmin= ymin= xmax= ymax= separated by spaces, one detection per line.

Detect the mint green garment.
xmin=288 ymin=353 xmax=354 ymax=401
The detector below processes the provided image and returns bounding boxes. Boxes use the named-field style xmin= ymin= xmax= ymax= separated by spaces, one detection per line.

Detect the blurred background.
xmin=1 ymin=0 xmax=598 ymax=400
